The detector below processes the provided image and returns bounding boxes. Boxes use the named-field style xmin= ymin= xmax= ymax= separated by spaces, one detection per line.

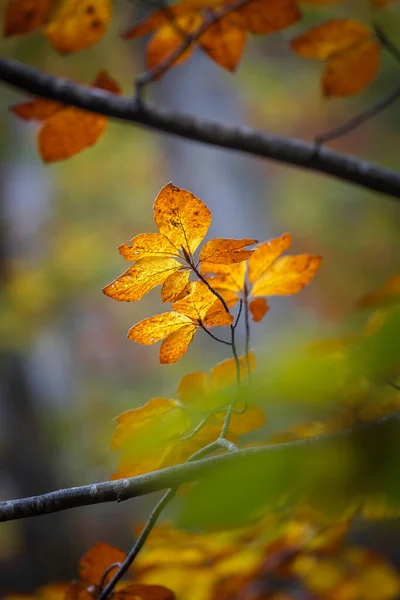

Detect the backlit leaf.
xmin=252 ymin=255 xmax=322 ymax=297
xmin=154 ymin=184 xmax=211 ymax=256
xmin=161 ymin=270 xmax=191 ymax=303
xmin=199 ymin=21 xmax=247 ymax=72
xmin=3 ymin=0 xmax=52 ymax=37
xmin=203 ymin=307 xmax=234 ymax=327
xmin=160 ymin=323 xmax=197 ymax=364
xmin=249 ymin=297 xmax=269 ymax=322
xmin=199 ymin=238 xmax=257 ymax=264
xmin=177 ymin=372 xmax=208 ymax=403
xmin=146 ymin=15 xmax=202 ymax=71
xmin=44 ymin=0 xmax=112 ymax=53
xmin=11 ymin=98 xmax=62 ymax=121
xmin=210 ymin=353 xmax=256 ymax=389
xmin=128 ymin=312 xmax=193 ymax=345
xmin=119 ymin=234 xmax=179 ymax=260
xmin=231 ymin=0 xmax=301 ymax=35
xmin=79 ymin=542 xmax=126 ymax=586
xmin=290 ymin=19 xmax=371 ymax=60
xmin=228 ymin=405 xmax=266 ymax=435
xmin=323 ymin=39 xmax=380 ymax=97
xmin=172 ymin=281 xmax=224 ymax=321
xmin=103 ymin=257 xmax=181 ymax=302
xmin=248 ymin=233 xmax=292 ymax=284
xmin=122 ymin=5 xmax=196 ymax=39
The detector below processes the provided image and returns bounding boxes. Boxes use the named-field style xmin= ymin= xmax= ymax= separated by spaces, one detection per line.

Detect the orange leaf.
xmin=111 ymin=398 xmax=180 ymax=450
xmin=79 ymin=542 xmax=126 ymax=586
xmin=64 ymin=580 xmax=94 ymax=600
xmin=128 ymin=312 xmax=193 ymax=345
xmin=229 ymin=405 xmax=266 ymax=435
xmin=92 ymin=69 xmax=121 ymax=94
xmin=103 ymin=257 xmax=182 ymax=302
xmin=43 ymin=0 xmax=112 ymax=53
xmin=210 ymin=352 xmax=256 ymax=389
xmin=199 ymin=238 xmax=257 ymax=264
xmin=160 ymin=323 xmax=197 ymax=363
xmin=11 ymin=98 xmax=62 ymax=121
xmin=203 ymin=307 xmax=234 ymax=327
xmin=119 ymin=233 xmax=179 ymax=260
xmin=113 ymin=584 xmax=175 ymax=600
xmin=356 ymin=273 xmax=400 ymax=309
xmin=177 ymin=372 xmax=208 ymax=403
xmin=3 ymin=0 xmax=52 ymax=37
xmin=172 ymin=281 xmax=225 ymax=321
xmin=122 ymin=5 xmax=196 ymax=38
xmin=146 ymin=14 xmax=202 ymax=71
xmin=249 ymin=297 xmax=269 ymax=322
xmin=252 ymin=254 xmax=322 ymax=297
xmin=154 ymin=184 xmax=211 ymax=256
xmin=200 ymin=262 xmax=246 ymax=293
xmin=231 ymin=0 xmax=301 ymax=35
xmin=161 ymin=270 xmax=191 ymax=302
xmin=248 ymin=233 xmax=292 ymax=284
xmin=323 ymin=39 xmax=380 ymax=97
xmin=199 ymin=20 xmax=247 ymax=72
xmin=290 ymin=19 xmax=371 ymax=60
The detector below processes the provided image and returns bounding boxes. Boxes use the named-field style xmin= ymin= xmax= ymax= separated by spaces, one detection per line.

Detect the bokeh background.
xmin=1 ymin=0 xmax=400 ymax=594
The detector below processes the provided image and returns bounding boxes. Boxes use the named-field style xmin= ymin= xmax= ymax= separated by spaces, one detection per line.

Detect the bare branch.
xmin=2 ymin=410 xmax=399 ymax=524
xmin=1 ymin=58 xmax=400 ymax=200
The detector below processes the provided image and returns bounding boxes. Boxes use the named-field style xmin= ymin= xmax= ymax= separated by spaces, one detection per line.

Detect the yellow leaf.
xmin=199 ymin=238 xmax=257 ymax=264
xmin=44 ymin=0 xmax=112 ymax=53
xmin=103 ymin=257 xmax=182 ymax=302
xmin=172 ymin=281 xmax=224 ymax=321
xmin=203 ymin=307 xmax=234 ymax=327
xmin=160 ymin=323 xmax=197 ymax=364
xmin=161 ymin=270 xmax=191 ymax=303
xmin=248 ymin=233 xmax=292 ymax=284
xmin=200 ymin=262 xmax=246 ymax=309
xmin=119 ymin=233 xmax=179 ymax=260
xmin=210 ymin=352 xmax=256 ymax=389
xmin=128 ymin=312 xmax=193 ymax=345
xmin=177 ymin=372 xmax=208 ymax=404
xmin=154 ymin=184 xmax=211 ymax=256
xmin=199 ymin=21 xmax=247 ymax=72
xmin=290 ymin=19 xmax=372 ymax=60
xmin=231 ymin=0 xmax=301 ymax=35
xmin=323 ymin=39 xmax=380 ymax=97
xmin=249 ymin=297 xmax=269 ymax=322
xmin=146 ymin=14 xmax=201 ymax=71
xmin=228 ymin=405 xmax=266 ymax=435
xmin=252 ymin=255 xmax=322 ymax=297
xmin=3 ymin=0 xmax=53 ymax=37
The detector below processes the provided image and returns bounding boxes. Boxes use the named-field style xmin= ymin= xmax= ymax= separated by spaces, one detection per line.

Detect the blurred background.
xmin=0 ymin=0 xmax=400 ymax=594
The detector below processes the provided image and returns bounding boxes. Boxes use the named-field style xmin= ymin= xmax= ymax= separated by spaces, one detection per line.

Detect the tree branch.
xmin=1 ymin=410 xmax=399 ymax=524
xmin=1 ymin=58 xmax=400 ymax=200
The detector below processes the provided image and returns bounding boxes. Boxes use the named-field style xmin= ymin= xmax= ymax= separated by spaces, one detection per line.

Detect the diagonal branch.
xmin=1 ymin=58 xmax=400 ymax=200
xmin=1 ymin=409 xmax=399 ymax=524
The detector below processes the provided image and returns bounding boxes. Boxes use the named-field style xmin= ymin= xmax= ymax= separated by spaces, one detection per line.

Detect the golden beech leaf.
xmin=161 ymin=270 xmax=191 ymax=303
xmin=79 ymin=542 xmax=126 ymax=586
xmin=159 ymin=323 xmax=197 ymax=364
xmin=248 ymin=234 xmax=292 ymax=284
xmin=119 ymin=233 xmax=179 ymax=260
xmin=323 ymin=39 xmax=380 ymax=97
xmin=11 ymin=98 xmax=62 ymax=121
xmin=154 ymin=184 xmax=211 ymax=256
xmin=228 ymin=405 xmax=266 ymax=435
xmin=210 ymin=352 xmax=256 ymax=389
xmin=203 ymin=307 xmax=234 ymax=327
xmin=198 ymin=21 xmax=247 ymax=72
xmin=146 ymin=14 xmax=202 ymax=71
xmin=3 ymin=0 xmax=53 ymax=37
xmin=113 ymin=584 xmax=175 ymax=600
xmin=43 ymin=0 xmax=112 ymax=53
xmin=128 ymin=312 xmax=193 ymax=345
xmin=172 ymin=281 xmax=224 ymax=321
xmin=110 ymin=398 xmax=184 ymax=451
xmin=199 ymin=238 xmax=257 ymax=264
xmin=290 ymin=19 xmax=372 ymax=60
xmin=231 ymin=0 xmax=301 ymax=35
xmin=252 ymin=255 xmax=322 ymax=297
xmin=249 ymin=297 xmax=269 ymax=322
xmin=177 ymin=372 xmax=208 ymax=403
xmin=102 ymin=257 xmax=182 ymax=302
xmin=122 ymin=5 xmax=197 ymax=39
xmin=200 ymin=263 xmax=246 ymax=309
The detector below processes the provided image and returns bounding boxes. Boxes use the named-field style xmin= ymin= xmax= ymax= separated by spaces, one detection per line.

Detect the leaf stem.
xmin=199 ymin=322 xmax=232 ymax=346
xmin=243 ymin=283 xmax=252 ymax=379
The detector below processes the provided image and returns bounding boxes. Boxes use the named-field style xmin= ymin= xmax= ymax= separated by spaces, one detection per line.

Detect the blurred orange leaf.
xmin=200 ymin=262 xmax=247 ymax=308
xmin=43 ymin=0 xmax=112 ymax=53
xmin=198 ymin=19 xmax=247 ymax=72
xmin=249 ymin=297 xmax=269 ymax=322
xmin=79 ymin=542 xmax=126 ymax=587
xmin=248 ymin=233 xmax=292 ymax=284
xmin=356 ymin=274 xmax=400 ymax=309
xmin=291 ymin=19 xmax=380 ymax=96
xmin=113 ymin=584 xmax=175 ymax=600
xmin=3 ymin=0 xmax=53 ymax=37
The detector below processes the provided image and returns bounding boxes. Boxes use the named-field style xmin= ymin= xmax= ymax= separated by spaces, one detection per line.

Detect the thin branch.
xmin=98 ymin=488 xmax=176 ymax=600
xmin=243 ymin=284 xmax=251 ymax=379
xmin=233 ymin=299 xmax=243 ymax=329
xmin=1 ymin=409 xmax=400 ymax=523
xmin=1 ymin=59 xmax=400 ymax=200
xmin=374 ymin=24 xmax=400 ymax=64
xmin=199 ymin=322 xmax=232 ymax=345
xmin=135 ymin=0 xmax=254 ymax=96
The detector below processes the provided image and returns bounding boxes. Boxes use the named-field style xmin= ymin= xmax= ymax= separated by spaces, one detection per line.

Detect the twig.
xmin=98 ymin=563 xmax=122 ymax=591
xmin=135 ymin=0 xmax=254 ymax=97
xmin=315 ymin=83 xmax=400 ymax=146
xmin=2 ymin=409 xmax=400 ymax=523
xmin=243 ymin=283 xmax=251 ymax=378
xmin=233 ymin=299 xmax=243 ymax=329
xmin=98 ymin=488 xmax=176 ymax=600
xmin=374 ymin=24 xmax=400 ymax=64
xmin=199 ymin=322 xmax=231 ymax=345
xmin=1 ymin=58 xmax=400 ymax=199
